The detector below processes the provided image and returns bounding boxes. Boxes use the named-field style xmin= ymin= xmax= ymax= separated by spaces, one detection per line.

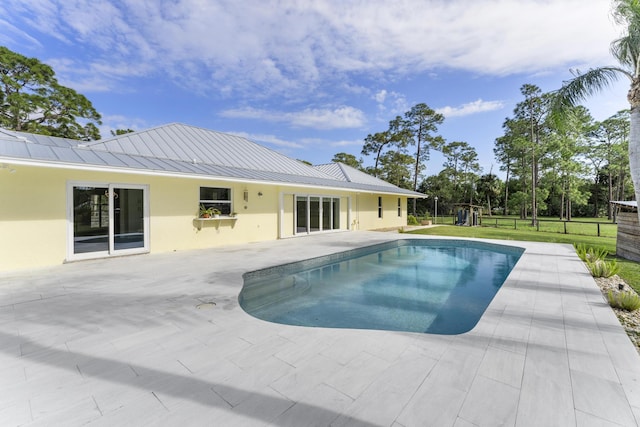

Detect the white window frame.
xmin=287 ymin=193 xmax=348 ymax=237
xmin=199 ymin=186 xmax=233 ymax=215
xmin=66 ymin=181 xmax=149 ymax=262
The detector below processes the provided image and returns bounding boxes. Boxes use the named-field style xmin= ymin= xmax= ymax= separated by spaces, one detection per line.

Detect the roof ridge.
xmin=0 ymin=128 xmax=34 ymax=143
xmin=335 ymin=162 xmax=353 ymax=182
xmin=86 ymin=122 xmax=188 ymax=146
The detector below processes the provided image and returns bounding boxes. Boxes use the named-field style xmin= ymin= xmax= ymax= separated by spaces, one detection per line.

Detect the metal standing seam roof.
xmin=314 ymin=162 xmax=402 ymax=190
xmin=0 ymin=128 xmax=77 ymax=148
xmin=85 ymin=123 xmax=332 ymax=179
xmin=0 ymin=125 xmax=426 ymax=197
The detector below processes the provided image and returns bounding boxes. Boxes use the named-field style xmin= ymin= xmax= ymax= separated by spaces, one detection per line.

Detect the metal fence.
xmin=479 ymin=217 xmax=617 ymax=238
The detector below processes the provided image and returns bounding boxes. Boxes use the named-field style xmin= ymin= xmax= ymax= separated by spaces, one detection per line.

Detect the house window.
xmin=200 ymin=187 xmax=232 ymax=215
xmin=397 ymin=198 xmax=402 ymax=217
xmin=378 ymin=197 xmax=383 ymax=218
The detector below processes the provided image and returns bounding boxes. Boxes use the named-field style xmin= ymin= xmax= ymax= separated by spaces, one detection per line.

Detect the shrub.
xmin=607 ymin=290 xmax=640 ymax=312
xmin=587 ymin=259 xmax=620 ymax=278
xmin=407 ymin=215 xmax=419 ymax=226
xmin=574 ymin=243 xmax=587 ymax=261
xmin=574 ymin=243 xmax=608 ymax=262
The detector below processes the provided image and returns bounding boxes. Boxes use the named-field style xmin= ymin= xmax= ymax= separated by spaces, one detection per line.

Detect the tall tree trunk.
xmin=521 ymin=157 xmax=527 ymax=219
xmin=504 ymin=165 xmax=510 ymax=216
xmin=608 ymin=169 xmax=613 ymax=220
xmin=374 ymin=146 xmax=383 ymax=177
xmin=627 ymin=84 xmax=640 ymax=225
xmin=412 ymin=144 xmax=421 ymax=216
xmin=560 ymin=181 xmax=565 ymax=220
xmin=531 ymin=151 xmax=537 ymax=225
xmin=630 ymin=107 xmax=640 ymax=219
xmin=593 ymin=170 xmax=599 ymax=217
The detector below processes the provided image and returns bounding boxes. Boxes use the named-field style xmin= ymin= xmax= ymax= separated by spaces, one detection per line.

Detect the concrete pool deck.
xmin=0 ymin=231 xmax=639 ymax=426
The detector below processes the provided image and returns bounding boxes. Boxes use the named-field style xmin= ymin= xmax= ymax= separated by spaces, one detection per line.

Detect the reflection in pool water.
xmin=239 ymin=239 xmax=523 ymax=335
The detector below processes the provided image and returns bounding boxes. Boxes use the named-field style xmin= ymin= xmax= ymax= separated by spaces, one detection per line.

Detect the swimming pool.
xmin=239 ymin=239 xmax=524 ymax=334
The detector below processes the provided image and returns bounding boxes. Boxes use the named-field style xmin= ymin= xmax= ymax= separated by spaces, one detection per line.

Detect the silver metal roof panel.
xmin=50 ymin=145 xmax=85 ymax=163
xmin=0 ymin=139 xmax=29 ymax=157
xmin=315 ymin=162 xmax=400 ymax=189
xmin=26 ymin=142 xmax=59 ymax=160
xmin=314 ymin=163 xmax=348 ymax=181
xmin=88 ymin=123 xmax=332 ymax=179
xmin=1 ymin=126 xmax=425 ymax=197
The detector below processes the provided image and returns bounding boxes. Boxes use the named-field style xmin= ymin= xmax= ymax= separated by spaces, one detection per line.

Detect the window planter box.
xmin=194 ymin=216 xmax=238 ymax=230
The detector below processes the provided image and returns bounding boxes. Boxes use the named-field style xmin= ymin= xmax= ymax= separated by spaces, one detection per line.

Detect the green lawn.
xmin=406 ymin=225 xmax=640 ymax=292
xmin=430 ymin=215 xmax=617 ymax=238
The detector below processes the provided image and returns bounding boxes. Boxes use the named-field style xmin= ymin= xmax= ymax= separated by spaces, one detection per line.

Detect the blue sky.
xmin=0 ymin=0 xmax=630 ymax=178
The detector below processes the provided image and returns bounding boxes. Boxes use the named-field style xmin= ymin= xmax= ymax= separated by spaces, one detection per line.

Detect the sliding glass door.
xmin=294 ymin=195 xmax=341 ymax=235
xmin=69 ymin=183 xmax=148 ymax=259
xmin=72 ymin=186 xmax=110 ymax=254
xmin=113 ymin=187 xmax=145 ymax=251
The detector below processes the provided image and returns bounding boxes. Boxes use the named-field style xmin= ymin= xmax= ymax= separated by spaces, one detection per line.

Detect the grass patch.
xmin=479 ymin=216 xmax=617 ymax=238
xmin=407 ymin=225 xmax=640 ymax=292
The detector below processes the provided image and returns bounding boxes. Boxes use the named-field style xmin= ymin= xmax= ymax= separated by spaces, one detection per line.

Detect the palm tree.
xmin=554 ymin=0 xmax=639 ymax=224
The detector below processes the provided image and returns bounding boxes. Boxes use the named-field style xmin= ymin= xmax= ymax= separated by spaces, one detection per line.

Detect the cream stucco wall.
xmin=355 ymin=194 xmax=406 ymax=230
xmin=0 ymin=164 xmax=409 ymax=272
xmin=0 ymin=165 xmax=68 ymax=271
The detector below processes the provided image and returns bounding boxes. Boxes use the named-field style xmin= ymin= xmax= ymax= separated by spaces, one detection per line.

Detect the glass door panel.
xmin=309 ymin=197 xmax=320 ymax=232
xmin=73 ymin=186 xmax=109 ymax=254
xmin=113 ymin=188 xmax=145 ymax=251
xmin=296 ymin=196 xmax=307 ymax=233
xmin=322 ymin=198 xmax=332 ymax=230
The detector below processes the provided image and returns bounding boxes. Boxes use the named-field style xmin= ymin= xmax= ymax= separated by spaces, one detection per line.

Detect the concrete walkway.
xmin=0 ymin=232 xmax=639 ymax=426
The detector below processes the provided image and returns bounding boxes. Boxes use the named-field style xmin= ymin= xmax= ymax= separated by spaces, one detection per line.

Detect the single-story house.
xmin=0 ymin=123 xmax=425 ymax=273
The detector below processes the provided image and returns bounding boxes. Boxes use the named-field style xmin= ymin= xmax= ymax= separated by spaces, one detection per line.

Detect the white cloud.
xmin=437 ymin=99 xmax=505 ymax=118
xmin=221 ymin=106 xmax=366 ymax=130
xmin=0 ymin=18 xmax=41 ymax=47
xmin=329 ymin=139 xmax=364 ymax=148
xmin=375 ymin=90 xmax=387 ymax=103
xmin=294 ymin=106 xmax=366 ymax=129
xmin=3 ymin=0 xmax=620 ymax=98
xmin=373 ymin=90 xmax=409 ymax=121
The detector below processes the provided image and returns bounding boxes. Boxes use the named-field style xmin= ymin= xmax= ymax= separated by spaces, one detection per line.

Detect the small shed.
xmin=454 ymin=203 xmax=483 ymax=226
xmin=611 ymin=201 xmax=640 ymax=263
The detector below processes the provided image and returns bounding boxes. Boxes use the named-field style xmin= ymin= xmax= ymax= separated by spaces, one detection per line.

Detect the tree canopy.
xmin=331 ymin=152 xmax=363 ymax=169
xmin=0 ymin=46 xmax=102 ymax=140
xmin=553 ymin=0 xmax=640 ymax=223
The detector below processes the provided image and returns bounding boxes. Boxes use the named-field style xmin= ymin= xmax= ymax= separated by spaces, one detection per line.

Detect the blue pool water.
xmin=239 ymin=239 xmax=524 ymax=334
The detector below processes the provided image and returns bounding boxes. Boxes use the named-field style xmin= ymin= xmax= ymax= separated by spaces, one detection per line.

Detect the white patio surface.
xmin=0 ymin=231 xmax=639 ymax=426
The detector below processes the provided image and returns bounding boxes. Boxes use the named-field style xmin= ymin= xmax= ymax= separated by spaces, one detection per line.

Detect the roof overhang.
xmin=0 ymin=156 xmax=425 ymax=198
